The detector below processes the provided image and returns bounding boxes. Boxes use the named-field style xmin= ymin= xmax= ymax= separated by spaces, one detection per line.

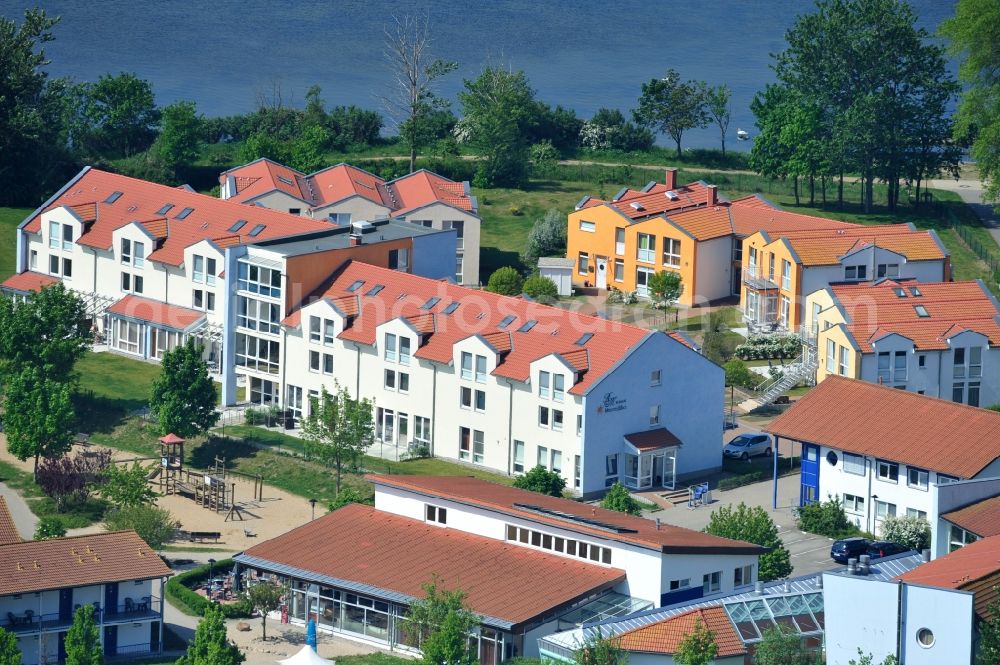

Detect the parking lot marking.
xmin=791 ymin=544 xmax=833 ymax=557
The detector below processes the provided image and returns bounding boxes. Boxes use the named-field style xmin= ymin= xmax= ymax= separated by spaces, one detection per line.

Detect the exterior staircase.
xmin=738 ymin=331 xmax=819 ymax=412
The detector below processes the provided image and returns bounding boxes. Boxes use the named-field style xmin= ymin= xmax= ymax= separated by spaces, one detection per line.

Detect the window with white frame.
xmin=650 ymin=369 xmax=661 ymax=386
xmin=425 ymin=504 xmax=447 ymax=525
xmin=472 ymin=430 xmax=484 ymax=464
xmin=702 ymin=571 xmax=721 ymax=594
xmin=734 ymin=565 xmax=753 ymax=587
xmin=615 ymin=228 xmax=625 ymax=255
xmin=537 ymin=446 xmax=548 ymax=469
xmin=150 ymin=329 xmax=182 ymax=361
xmin=551 ymin=450 xmax=562 ymax=474
xmin=192 ymin=254 xmax=204 ymax=282
xmin=649 ymin=404 xmax=660 ymax=426
xmin=839 ymin=346 xmax=849 ymax=375
xmin=504 ymin=524 xmax=612 ymax=564
xmin=877 ymin=460 xmax=899 ymax=483
xmin=781 ymin=259 xmax=791 ymax=290
xmin=310 ymin=317 xmax=321 ymax=343
xmin=29 ymin=250 xmax=37 ymax=270
xmin=907 ymin=508 xmax=928 ymax=520
xmin=553 ymin=374 xmax=565 ymax=401
xmin=843 ymin=493 xmax=865 ymax=514
xmin=826 ymin=339 xmax=836 ymax=373
xmin=576 ymin=414 xmax=583 ymax=436
xmin=907 ymin=466 xmax=929 ymax=490
xmin=605 ymin=454 xmax=618 ymax=479
xmin=842 ymin=452 xmax=866 ymax=475
xmin=447 ymin=220 xmax=465 ymax=250
xmin=323 ymin=353 xmax=334 ymax=376
xmin=877 ymin=350 xmax=908 ymax=384
xmin=577 ymin=252 xmax=589 ymax=276
xmin=937 ymin=474 xmax=959 ymax=485
xmin=845 ymin=264 xmax=868 ymax=280
xmin=384 ymin=333 xmax=398 ymax=362
xmin=414 ymin=417 xmax=431 ymax=447
xmin=636 ymin=267 xmax=654 ymax=296
xmin=323 ymin=319 xmax=335 ymax=344
xmin=475 ymin=355 xmax=487 ymax=383
xmin=539 ymin=371 xmax=550 ymax=398
xmin=574 ymin=455 xmax=581 ymax=489
xmin=748 ymin=246 xmax=758 ymax=272
xmin=237 ymin=261 xmax=282 ymax=298
xmin=121 ymin=271 xmax=143 ymax=294
xmin=669 ymin=578 xmax=690 ymax=591
xmin=780 ymin=295 xmax=790 ymax=327
xmin=663 ymin=238 xmax=681 ymax=267
xmin=768 ymin=253 xmax=775 ymax=280
xmin=399 ymin=337 xmax=412 ymax=365
xmin=461 ymin=352 xmax=472 ymax=380
xmin=237 ymin=297 xmax=280 ymax=335
xmin=539 ymin=406 xmax=549 ymax=427
xmin=309 ymin=351 xmax=320 ymax=372
xmin=49 ymin=221 xmax=60 ymax=249
xmin=875 ymin=500 xmax=896 ymax=520
xmin=579 ymin=220 xmax=596 ymax=233
xmin=513 ymin=441 xmax=525 ymax=473
xmin=459 ymin=427 xmax=472 ymax=461
xmin=114 ymin=319 xmax=142 ymax=355
xmin=949 ymin=525 xmax=978 ymax=552
xmin=552 ymin=409 xmax=564 ymax=431
xmin=637 ymin=234 xmax=655 ymax=263
xmin=234 ymin=333 xmax=280 ymax=374
xmin=614 ymin=259 xmax=624 ymax=282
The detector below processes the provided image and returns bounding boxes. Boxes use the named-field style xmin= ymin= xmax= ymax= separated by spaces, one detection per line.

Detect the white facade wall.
xmin=800 ymin=251 xmax=946 ymax=305
xmin=931 ymin=477 xmax=1000 ymax=558
xmin=373 ymin=484 xmax=756 ymax=608
xmin=694 ymin=236 xmax=733 ymax=304
xmin=402 ymin=203 xmax=481 ymax=285
xmin=823 ymin=574 xmax=901 ymax=665
xmin=817 ymin=444 xmax=954 ymax=535
xmin=900 ymin=583 xmax=973 ymax=665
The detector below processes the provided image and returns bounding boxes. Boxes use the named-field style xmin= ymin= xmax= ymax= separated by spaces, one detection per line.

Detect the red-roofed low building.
xmin=219 ymin=159 xmax=481 ymax=284
xmin=805 ymin=279 xmax=1000 ymax=406
xmin=233 ymin=475 xmax=763 ymax=660
xmin=272 ymin=261 xmax=726 ymax=495
xmin=566 ymin=168 xmax=858 ymax=306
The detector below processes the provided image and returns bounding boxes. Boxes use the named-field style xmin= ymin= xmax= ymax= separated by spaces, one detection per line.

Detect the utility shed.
xmin=537 ymin=257 xmax=575 ymax=296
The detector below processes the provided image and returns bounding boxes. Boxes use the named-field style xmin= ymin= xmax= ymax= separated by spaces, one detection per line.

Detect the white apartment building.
xmin=219 ymin=159 xmax=481 ymax=285
xmin=766 ymin=377 xmax=1000 ymax=535
xmin=268 ymin=261 xmax=726 ymax=496
xmin=806 ymin=279 xmax=1000 ymax=407
xmin=234 ymin=474 xmax=763 ymax=661
xmin=3 ymin=167 xmax=456 ymax=385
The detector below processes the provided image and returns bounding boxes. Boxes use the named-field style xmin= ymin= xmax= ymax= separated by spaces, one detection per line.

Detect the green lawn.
xmin=74 ymin=352 xmax=161 ymax=444
xmin=0 ymin=207 xmax=30 ymax=280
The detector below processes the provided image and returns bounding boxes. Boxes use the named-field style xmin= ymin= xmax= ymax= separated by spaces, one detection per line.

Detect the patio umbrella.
xmin=306 ymin=619 xmax=317 ymax=651
xmin=277 ymin=645 xmax=333 ymax=665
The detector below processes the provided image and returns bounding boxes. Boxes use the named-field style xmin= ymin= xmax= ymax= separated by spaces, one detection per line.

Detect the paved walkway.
xmin=927 ymin=177 xmax=1000 ymax=247
xmin=0 ymin=482 xmax=37 ymax=540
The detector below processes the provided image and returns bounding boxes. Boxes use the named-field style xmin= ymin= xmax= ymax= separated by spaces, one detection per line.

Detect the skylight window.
xmin=914 ymin=305 xmax=929 ymax=318
xmin=156 ymin=203 xmax=174 ymax=215
xmin=229 ymin=220 xmax=247 ymax=233
xmin=893 ymin=288 xmax=907 ymax=298
xmin=518 ymin=320 xmax=537 ymax=333
xmin=104 ymin=191 xmax=123 ymax=204
xmin=630 ymin=202 xmax=644 ymax=211
xmin=498 ymin=315 xmax=516 ymax=329
xmin=420 ymin=296 xmax=441 ymax=310
xmin=247 ymin=224 xmax=266 ymax=237
xmin=910 ymin=287 xmax=922 ymax=297
xmin=365 ymin=284 xmax=384 ymax=297
xmin=346 ymin=280 xmax=365 ymax=292
xmin=175 ymin=207 xmax=195 ymax=220
xmin=277 ymin=175 xmax=294 ymax=186
xmin=442 ymin=302 xmax=459 ymax=315
xmin=575 ymin=332 xmax=594 ymax=346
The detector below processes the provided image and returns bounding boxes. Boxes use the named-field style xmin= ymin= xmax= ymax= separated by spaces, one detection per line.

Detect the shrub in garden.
xmin=795 ymin=495 xmax=855 ymax=538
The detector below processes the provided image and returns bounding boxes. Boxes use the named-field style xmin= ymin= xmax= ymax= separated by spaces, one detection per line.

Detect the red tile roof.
xmin=827 ymin=280 xmax=1000 ymax=352
xmin=765 ymin=377 xmax=1000 ymax=478
xmin=0 ymin=271 xmax=60 ymax=294
xmin=896 ymin=534 xmax=1000 ymax=618
xmin=242 ymin=503 xmax=624 ymax=627
xmin=765 ymin=225 xmax=946 ymax=265
xmin=369 ymin=475 xmax=765 ymax=554
xmin=616 ymin=606 xmax=745 ymax=657
xmin=0 ymin=531 xmax=171 ymax=595
xmin=941 ymin=495 xmax=1000 ymax=538
xmin=624 ymin=427 xmax=682 ymax=452
xmin=309 ymin=163 xmax=389 ymax=208
xmin=22 ymin=168 xmax=330 ymax=266
xmin=0 ymin=498 xmax=21 ymax=546
xmin=728 ymin=199 xmax=857 ymax=236
xmin=296 ymin=262 xmax=657 ymax=396
xmin=390 ymin=170 xmax=475 ymax=214
xmin=584 ymin=182 xmax=712 ymax=220
xmin=107 ymin=295 xmax=204 ymax=330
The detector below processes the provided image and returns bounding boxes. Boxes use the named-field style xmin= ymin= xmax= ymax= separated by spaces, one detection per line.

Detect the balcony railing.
xmin=3 ymin=597 xmax=161 ymax=635
xmin=743 ymin=267 xmax=779 ymax=291
xmin=109 ymin=643 xmax=155 ymax=659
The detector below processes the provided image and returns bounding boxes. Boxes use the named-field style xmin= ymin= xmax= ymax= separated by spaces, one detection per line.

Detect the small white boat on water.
xmin=736 ymin=128 xmax=750 ymax=141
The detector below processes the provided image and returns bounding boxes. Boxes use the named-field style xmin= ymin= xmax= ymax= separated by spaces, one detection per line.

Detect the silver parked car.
xmin=723 ymin=433 xmax=773 ymax=460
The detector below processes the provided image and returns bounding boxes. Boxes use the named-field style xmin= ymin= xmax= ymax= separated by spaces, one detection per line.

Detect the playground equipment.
xmin=157 ymin=433 xmax=185 ymax=495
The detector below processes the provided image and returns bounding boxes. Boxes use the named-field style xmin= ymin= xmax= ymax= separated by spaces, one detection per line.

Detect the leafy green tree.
xmin=574 ymin=628 xmax=624 ymax=665
xmin=601 ymin=482 xmax=642 ymax=516
xmin=529 ymin=139 xmax=560 ymax=177
xmin=705 ymin=502 xmax=792 ymax=581
xmin=150 ymin=339 xmax=218 ymax=439
xmin=0 ymin=282 xmax=90 ymax=386
xmin=633 ymin=70 xmax=708 ymax=158
xmin=523 ymin=208 xmax=567 ymax=267
xmin=0 ymin=626 xmax=21 ymax=665
xmin=523 ymin=276 xmax=559 ymax=302
xmin=73 ymin=72 xmax=159 ymax=157
xmin=289 ymin=124 xmax=329 ymax=173
xmin=237 ymin=131 xmax=291 ymax=165
xmin=485 ymin=266 xmax=525 ymax=296
xmin=458 ymin=66 xmax=536 ymax=187
xmin=978 ymin=587 xmax=1000 ymax=664
xmin=406 ymin=577 xmax=477 ymax=665
xmin=382 ymin=16 xmax=457 ymax=172
xmin=0 ymin=8 xmax=76 ymax=207
xmin=580 ymin=108 xmax=654 ymax=152
xmin=754 ymin=625 xmax=819 ymax=665
xmin=302 ymin=382 xmax=375 ymax=494
xmin=34 ymin=516 xmax=66 ymax=540
xmin=177 ymin=604 xmax=245 ymax=665
xmin=243 ymin=580 xmax=286 ymax=640
xmin=98 ymin=462 xmax=157 ymax=509
xmin=647 ymin=271 xmax=683 ymax=310
xmin=5 ymin=367 xmax=75 ymax=479
xmin=674 ymin=617 xmax=718 ymax=665
xmin=795 ymin=494 xmax=854 ymax=538
xmin=328 ymin=486 xmax=373 ymax=511
xmin=940 ymin=0 xmax=1000 ymax=207
xmin=879 ymin=515 xmax=930 ymax=552
xmin=64 ymin=604 xmax=103 ymax=665
xmin=156 ymin=100 xmax=202 ymax=168
xmin=704 ymin=84 xmax=732 ymax=156
xmin=724 ymin=359 xmax=759 ymax=390
xmin=104 ymin=504 xmax=175 ymax=550
xmin=512 ymin=465 xmax=566 ymax=497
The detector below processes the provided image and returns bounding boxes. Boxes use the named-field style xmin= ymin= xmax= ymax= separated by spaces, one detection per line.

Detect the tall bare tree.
xmin=381 ymin=15 xmax=457 ymax=172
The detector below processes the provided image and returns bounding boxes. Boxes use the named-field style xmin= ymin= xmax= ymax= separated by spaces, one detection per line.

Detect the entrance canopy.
xmin=624 ymin=427 xmax=681 ymax=454
xmin=623 ymin=428 xmax=681 ymax=491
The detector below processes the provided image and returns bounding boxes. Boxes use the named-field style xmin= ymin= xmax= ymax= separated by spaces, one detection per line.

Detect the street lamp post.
xmin=208 ymin=558 xmax=216 ymax=584
xmin=310 ymin=498 xmax=317 ymax=521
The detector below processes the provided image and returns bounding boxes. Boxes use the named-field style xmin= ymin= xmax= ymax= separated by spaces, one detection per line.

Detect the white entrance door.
xmin=596 ymin=257 xmax=608 ymax=289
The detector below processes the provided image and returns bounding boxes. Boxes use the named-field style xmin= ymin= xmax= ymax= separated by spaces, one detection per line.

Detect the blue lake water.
xmin=1 ymin=0 xmax=958 ymax=150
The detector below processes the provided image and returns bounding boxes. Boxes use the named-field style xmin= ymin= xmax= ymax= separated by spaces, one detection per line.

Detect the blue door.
xmin=103 ymin=625 xmax=117 ymax=656
xmin=59 ymin=588 xmax=72 ymax=622
xmin=104 ymin=583 xmax=118 ymax=617
xmin=800 ymin=443 xmax=820 ymax=506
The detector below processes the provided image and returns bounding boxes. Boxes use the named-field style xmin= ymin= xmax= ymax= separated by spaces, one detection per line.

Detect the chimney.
xmin=922 ymin=549 xmax=931 ymax=562
xmin=350 ymin=233 xmax=362 ymax=247
xmin=665 ymin=168 xmax=678 ymax=190
xmin=754 ymin=581 xmax=765 ymax=595
xmin=847 ymin=557 xmax=858 ymax=575
xmin=706 ymin=185 xmax=718 ymax=207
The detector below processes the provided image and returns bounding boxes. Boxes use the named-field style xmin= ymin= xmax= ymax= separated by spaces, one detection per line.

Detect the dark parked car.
xmin=867 ymin=541 xmax=909 ymax=559
xmin=831 ymin=537 xmax=871 ymax=563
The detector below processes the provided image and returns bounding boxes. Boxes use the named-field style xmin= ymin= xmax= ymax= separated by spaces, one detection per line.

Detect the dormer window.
xmin=845 ymin=265 xmax=867 ymax=280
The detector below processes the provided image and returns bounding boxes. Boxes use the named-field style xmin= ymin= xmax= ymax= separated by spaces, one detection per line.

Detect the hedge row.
xmin=717 ymin=471 xmax=764 ymax=491
xmin=164 ymin=559 xmax=252 ymax=618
